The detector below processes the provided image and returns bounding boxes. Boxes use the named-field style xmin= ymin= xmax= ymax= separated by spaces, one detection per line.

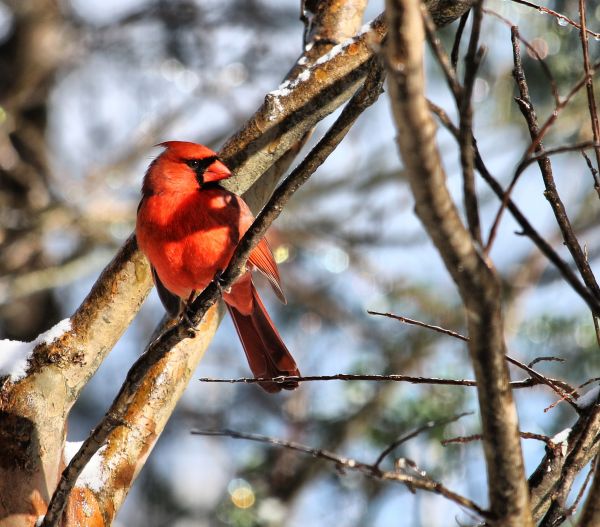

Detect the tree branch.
xmin=509 ymin=27 xmax=600 ymax=304
xmin=428 ymin=101 xmax=600 ymax=316
xmin=534 ymin=405 xmax=600 ymax=525
xmin=384 ymin=0 xmax=532 ymax=524
xmin=191 ymin=426 xmax=489 ymax=519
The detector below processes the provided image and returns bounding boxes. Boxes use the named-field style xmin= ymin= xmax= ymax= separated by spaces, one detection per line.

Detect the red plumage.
xmin=136 ymin=141 xmax=299 ymax=393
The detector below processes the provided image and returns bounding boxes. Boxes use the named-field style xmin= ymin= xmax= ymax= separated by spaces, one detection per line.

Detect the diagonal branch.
xmin=578 ymin=456 xmax=600 ymax=526
xmin=458 ymin=0 xmax=483 ymax=245
xmin=509 ymin=28 xmax=600 ymax=312
xmin=429 ymin=100 xmax=600 ymax=316
xmin=577 ymin=0 xmax=600 ymax=198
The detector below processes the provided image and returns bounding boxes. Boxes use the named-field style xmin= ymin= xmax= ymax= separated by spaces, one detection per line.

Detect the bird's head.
xmin=143 ymin=141 xmax=232 ymax=195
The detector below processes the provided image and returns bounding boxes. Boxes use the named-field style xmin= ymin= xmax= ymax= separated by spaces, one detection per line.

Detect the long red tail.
xmin=227 ymin=284 xmax=299 ymax=393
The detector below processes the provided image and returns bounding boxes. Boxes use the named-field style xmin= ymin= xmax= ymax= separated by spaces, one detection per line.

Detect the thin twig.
xmin=526 ymin=58 xmax=600 ymax=157
xmin=527 ymin=356 xmax=564 ymax=368
xmin=565 ymin=460 xmax=596 ymax=518
xmin=368 ymin=310 xmax=468 ymax=341
xmin=368 ymin=309 xmax=577 ymax=403
xmin=578 ymin=0 xmax=600 ymax=200
xmin=429 ymin=101 xmax=600 ymax=315
xmin=198 ymin=373 xmax=554 ymax=389
xmin=41 ymin=58 xmax=387 ymax=527
xmin=506 ymin=355 xmax=578 ymax=410
xmin=442 ymin=431 xmax=561 ymax=452
xmin=507 ymin=27 xmax=600 ymax=304
xmin=508 ymin=0 xmax=600 ymax=40
xmin=459 ymin=0 xmax=483 ymax=245
xmin=374 ymin=412 xmax=472 ymax=468
xmin=191 ymin=427 xmax=489 ymax=518
xmin=582 ymin=150 xmax=600 ymax=198
xmin=451 ymin=11 xmax=469 ymax=70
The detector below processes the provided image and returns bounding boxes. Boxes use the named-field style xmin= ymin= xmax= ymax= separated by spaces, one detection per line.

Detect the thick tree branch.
xmin=529 ymin=404 xmax=600 ymax=524
xmin=578 ymin=456 xmax=600 ymax=526
xmin=384 ymin=0 xmax=532 ymax=524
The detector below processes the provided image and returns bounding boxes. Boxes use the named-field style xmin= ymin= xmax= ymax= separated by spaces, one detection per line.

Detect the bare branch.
xmin=582 ymin=149 xmax=600 ymax=199
xmin=373 ymin=412 xmax=472 ymax=468
xmin=368 ymin=309 xmax=577 ymax=403
xmin=507 ymin=0 xmax=600 ymax=40
xmin=458 ymin=0 xmax=483 ymax=245
xmin=384 ymin=0 xmax=532 ymax=523
xmin=578 ymin=458 xmax=600 ymax=526
xmin=578 ymin=0 xmax=600 ymax=198
xmin=508 ymin=28 xmax=600 ymax=306
xmin=442 ymin=431 xmax=561 ymax=452
xmin=198 ymin=372 xmax=562 ymax=390
xmin=451 ymin=11 xmax=469 ymax=70
xmin=191 ymin=427 xmax=489 ymax=518
xmin=368 ymin=310 xmax=468 ymax=341
xmin=429 ymin=101 xmax=600 ymax=316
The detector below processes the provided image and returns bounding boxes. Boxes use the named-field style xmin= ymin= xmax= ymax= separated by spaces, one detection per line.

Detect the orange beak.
xmin=204 ymin=158 xmax=232 ymax=183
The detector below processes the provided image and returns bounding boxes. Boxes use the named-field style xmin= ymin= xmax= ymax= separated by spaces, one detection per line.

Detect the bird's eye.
xmin=186 ymin=159 xmax=200 ymax=169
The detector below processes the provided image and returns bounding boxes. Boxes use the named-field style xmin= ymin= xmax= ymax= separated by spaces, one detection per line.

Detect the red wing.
xmin=249 ymin=238 xmax=286 ymax=304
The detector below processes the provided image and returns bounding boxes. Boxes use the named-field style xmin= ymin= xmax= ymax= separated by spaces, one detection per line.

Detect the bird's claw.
xmin=213 ymin=270 xmax=229 ymax=295
xmin=179 ymin=291 xmax=198 ymax=337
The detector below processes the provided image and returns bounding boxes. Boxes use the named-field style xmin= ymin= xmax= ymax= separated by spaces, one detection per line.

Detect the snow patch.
xmin=0 ymin=318 xmax=71 ymax=381
xmin=64 ymin=440 xmax=108 ymax=493
xmin=576 ymin=386 xmax=600 ymax=410
xmin=551 ymin=428 xmax=571 ymax=456
xmin=265 ymin=18 xmax=376 ymax=122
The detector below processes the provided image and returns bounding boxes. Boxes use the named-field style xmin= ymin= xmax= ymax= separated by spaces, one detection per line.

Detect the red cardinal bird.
xmin=136 ymin=141 xmax=299 ymax=392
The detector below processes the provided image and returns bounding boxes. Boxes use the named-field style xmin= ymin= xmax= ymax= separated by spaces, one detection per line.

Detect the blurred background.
xmin=0 ymin=0 xmax=598 ymax=525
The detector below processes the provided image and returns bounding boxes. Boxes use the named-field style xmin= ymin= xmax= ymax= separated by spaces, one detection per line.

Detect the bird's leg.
xmin=213 ymin=270 xmax=231 ymax=295
xmin=179 ymin=290 xmax=197 ymax=337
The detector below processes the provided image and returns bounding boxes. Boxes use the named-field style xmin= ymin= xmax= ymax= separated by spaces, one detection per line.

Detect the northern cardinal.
xmin=136 ymin=141 xmax=299 ymax=392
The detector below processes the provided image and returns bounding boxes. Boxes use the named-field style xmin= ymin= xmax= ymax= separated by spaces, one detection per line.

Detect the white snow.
xmin=551 ymin=428 xmax=571 ymax=456
xmin=576 ymin=386 xmax=600 ymax=410
xmin=265 ymin=18 xmax=376 ymax=121
xmin=359 ymin=21 xmax=374 ymax=35
xmin=64 ymin=440 xmax=108 ymax=493
xmin=0 ymin=318 xmax=72 ymax=381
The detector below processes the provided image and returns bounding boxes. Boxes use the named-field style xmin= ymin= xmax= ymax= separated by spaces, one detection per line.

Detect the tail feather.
xmin=227 ymin=284 xmax=299 ymax=393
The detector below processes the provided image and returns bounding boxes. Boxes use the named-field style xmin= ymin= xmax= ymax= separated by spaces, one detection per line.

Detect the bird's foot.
xmin=213 ymin=270 xmax=230 ymax=295
xmin=179 ymin=290 xmax=197 ymax=337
